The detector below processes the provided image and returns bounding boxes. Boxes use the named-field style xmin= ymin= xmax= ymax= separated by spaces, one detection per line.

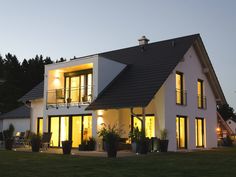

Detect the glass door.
xmin=60 ymin=116 xmax=69 ymax=147
xmin=37 ymin=117 xmax=43 ymax=135
xmin=195 ymin=118 xmax=204 ymax=147
xmin=176 ymin=116 xmax=187 ymax=149
xmin=50 ymin=117 xmax=60 ymax=147
xmin=72 ymin=116 xmax=82 ymax=147
xmin=131 ymin=115 xmax=155 ymax=138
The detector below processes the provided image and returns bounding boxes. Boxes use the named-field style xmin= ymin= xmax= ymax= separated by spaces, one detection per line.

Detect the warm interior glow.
xmin=176 ymin=73 xmax=183 ymax=104
xmin=38 ymin=118 xmax=43 ymax=135
xmin=83 ymin=116 xmax=92 ymax=141
xmin=176 ymin=116 xmax=187 ymax=149
xmin=60 ymin=116 xmax=69 ymax=146
xmin=50 ymin=117 xmax=59 ymax=147
xmin=216 ymin=127 xmax=221 ymax=132
xmin=195 ymin=118 xmax=204 ymax=147
xmin=133 ymin=116 xmax=155 ymax=138
xmin=72 ymin=116 xmax=82 ymax=147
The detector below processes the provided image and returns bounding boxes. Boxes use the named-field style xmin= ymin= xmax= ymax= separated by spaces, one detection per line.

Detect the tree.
xmin=0 ymin=53 xmax=54 ymax=113
xmin=218 ymin=104 xmax=235 ymax=121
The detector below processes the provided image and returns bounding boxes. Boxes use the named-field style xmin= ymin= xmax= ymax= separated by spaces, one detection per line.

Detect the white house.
xmin=226 ymin=118 xmax=236 ymax=134
xmin=19 ymin=34 xmax=226 ymax=151
xmin=0 ymin=105 xmax=30 ymax=134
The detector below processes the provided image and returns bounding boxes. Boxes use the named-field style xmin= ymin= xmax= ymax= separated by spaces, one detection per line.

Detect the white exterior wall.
xmin=226 ymin=120 xmax=236 ymax=133
xmin=43 ymin=55 xmax=126 ymax=133
xmin=2 ymin=118 xmax=30 ymax=135
xmin=164 ymin=46 xmax=217 ymax=151
xmin=31 ymin=99 xmax=44 ymax=133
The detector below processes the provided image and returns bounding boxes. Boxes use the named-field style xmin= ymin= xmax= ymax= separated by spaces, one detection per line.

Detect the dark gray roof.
xmin=18 ymin=81 xmax=44 ymax=102
xmin=0 ymin=105 xmax=30 ymax=119
xmin=86 ymin=34 xmax=200 ymax=110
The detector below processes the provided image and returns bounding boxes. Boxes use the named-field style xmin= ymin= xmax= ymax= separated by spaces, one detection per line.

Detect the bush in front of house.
xmin=3 ymin=124 xmax=15 ymax=150
xmin=78 ymin=137 xmax=96 ymax=151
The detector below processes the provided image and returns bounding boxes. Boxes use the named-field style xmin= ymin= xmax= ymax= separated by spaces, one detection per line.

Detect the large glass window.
xmin=50 ymin=117 xmax=60 ymax=147
xmin=37 ymin=117 xmax=43 ymax=135
xmin=176 ymin=116 xmax=187 ymax=149
xmin=72 ymin=116 xmax=82 ymax=147
xmin=195 ymin=118 xmax=204 ymax=147
xmin=197 ymin=79 xmax=205 ymax=109
xmin=60 ymin=116 xmax=69 ymax=146
xmin=176 ymin=72 xmax=185 ymax=105
xmin=49 ymin=115 xmax=92 ymax=148
xmin=64 ymin=69 xmax=93 ymax=103
xmin=132 ymin=115 xmax=155 ymax=138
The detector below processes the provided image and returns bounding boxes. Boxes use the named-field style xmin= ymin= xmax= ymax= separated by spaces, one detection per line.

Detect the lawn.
xmin=0 ymin=148 xmax=236 ymax=177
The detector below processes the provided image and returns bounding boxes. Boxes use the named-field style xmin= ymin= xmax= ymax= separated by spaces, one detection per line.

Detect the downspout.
xmin=130 ymin=107 xmax=146 ymax=135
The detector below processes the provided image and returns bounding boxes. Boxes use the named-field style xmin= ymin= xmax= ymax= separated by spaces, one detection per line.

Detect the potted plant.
xmin=31 ymin=133 xmax=41 ymax=152
xmin=159 ymin=129 xmax=169 ymax=152
xmin=62 ymin=140 xmax=72 ymax=155
xmin=98 ymin=124 xmax=121 ymax=158
xmin=3 ymin=124 xmax=15 ymax=150
xmin=87 ymin=137 xmax=96 ymax=151
xmin=129 ymin=127 xmax=141 ymax=153
xmin=139 ymin=130 xmax=149 ymax=154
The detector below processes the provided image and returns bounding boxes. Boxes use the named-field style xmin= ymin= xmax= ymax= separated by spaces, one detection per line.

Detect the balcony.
xmin=197 ymin=95 xmax=207 ymax=109
xmin=176 ymin=89 xmax=187 ymax=106
xmin=46 ymin=85 xmax=93 ymax=109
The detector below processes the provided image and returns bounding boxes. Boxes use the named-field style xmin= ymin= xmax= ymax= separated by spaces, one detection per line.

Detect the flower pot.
xmin=5 ymin=139 xmax=14 ymax=150
xmin=62 ymin=140 xmax=72 ymax=155
xmin=132 ymin=142 xmax=141 ymax=153
xmin=31 ymin=139 xmax=41 ymax=152
xmin=105 ymin=141 xmax=118 ymax=158
xmin=159 ymin=140 xmax=169 ymax=152
xmin=139 ymin=139 xmax=149 ymax=154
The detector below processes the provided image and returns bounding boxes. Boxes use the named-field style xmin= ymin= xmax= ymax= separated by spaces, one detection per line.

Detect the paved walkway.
xmin=11 ymin=147 xmax=136 ymax=157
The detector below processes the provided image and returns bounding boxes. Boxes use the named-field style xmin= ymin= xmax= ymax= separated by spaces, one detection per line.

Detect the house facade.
xmin=19 ymin=34 xmax=226 ymax=151
xmin=0 ymin=105 xmax=30 ymax=134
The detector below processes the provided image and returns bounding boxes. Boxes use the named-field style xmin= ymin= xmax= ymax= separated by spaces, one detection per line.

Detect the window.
xmin=176 ymin=72 xmax=186 ymax=105
xmin=197 ymin=79 xmax=206 ymax=109
xmin=176 ymin=116 xmax=187 ymax=149
xmin=37 ymin=117 xmax=43 ymax=135
xmin=64 ymin=69 xmax=93 ymax=103
xmin=195 ymin=118 xmax=204 ymax=147
xmin=49 ymin=115 xmax=92 ymax=148
xmin=131 ymin=115 xmax=155 ymax=138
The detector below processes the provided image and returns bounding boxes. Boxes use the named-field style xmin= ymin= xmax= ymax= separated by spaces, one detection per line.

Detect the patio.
xmin=8 ymin=147 xmax=136 ymax=157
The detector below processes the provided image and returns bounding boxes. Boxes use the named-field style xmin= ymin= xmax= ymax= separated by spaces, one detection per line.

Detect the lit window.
xmin=197 ymin=79 xmax=206 ymax=109
xmin=132 ymin=115 xmax=155 ymax=138
xmin=176 ymin=116 xmax=187 ymax=149
xmin=176 ymin=72 xmax=186 ymax=105
xmin=195 ymin=118 xmax=204 ymax=147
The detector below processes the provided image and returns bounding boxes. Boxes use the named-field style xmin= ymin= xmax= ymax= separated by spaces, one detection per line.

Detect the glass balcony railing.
xmin=197 ymin=95 xmax=207 ymax=109
xmin=46 ymin=85 xmax=93 ymax=109
xmin=176 ymin=89 xmax=187 ymax=106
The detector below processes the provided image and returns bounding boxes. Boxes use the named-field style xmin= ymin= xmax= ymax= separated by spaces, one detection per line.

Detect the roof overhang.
xmin=193 ymin=37 xmax=227 ymax=105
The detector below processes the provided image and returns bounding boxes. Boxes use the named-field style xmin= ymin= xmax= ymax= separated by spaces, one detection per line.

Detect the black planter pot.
xmin=159 ymin=140 xmax=169 ymax=152
xmin=5 ymin=139 xmax=14 ymax=150
xmin=31 ymin=139 xmax=41 ymax=152
xmin=105 ymin=141 xmax=118 ymax=158
xmin=139 ymin=139 xmax=149 ymax=154
xmin=62 ymin=141 xmax=72 ymax=155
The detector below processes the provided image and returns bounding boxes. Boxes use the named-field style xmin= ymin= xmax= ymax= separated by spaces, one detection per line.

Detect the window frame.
xmin=176 ymin=115 xmax=188 ymax=149
xmin=176 ymin=72 xmax=186 ymax=105
xmin=195 ymin=117 xmax=205 ymax=148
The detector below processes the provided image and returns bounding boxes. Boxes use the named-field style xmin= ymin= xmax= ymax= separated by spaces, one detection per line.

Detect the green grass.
xmin=0 ymin=148 xmax=236 ymax=177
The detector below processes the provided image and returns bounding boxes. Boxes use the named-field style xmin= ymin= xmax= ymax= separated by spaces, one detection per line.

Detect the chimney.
xmin=138 ymin=36 xmax=149 ymax=45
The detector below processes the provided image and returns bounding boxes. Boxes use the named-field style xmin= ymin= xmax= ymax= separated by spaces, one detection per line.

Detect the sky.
xmin=0 ymin=0 xmax=236 ymax=109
